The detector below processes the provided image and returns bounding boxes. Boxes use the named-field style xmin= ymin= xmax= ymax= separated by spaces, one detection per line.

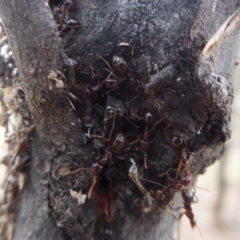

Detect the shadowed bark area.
xmin=0 ymin=0 xmax=239 ymax=240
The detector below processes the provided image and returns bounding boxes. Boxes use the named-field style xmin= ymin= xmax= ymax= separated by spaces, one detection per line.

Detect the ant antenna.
xmin=64 ymin=167 xmax=89 ymax=176
xmin=138 ymin=176 xmax=165 ymax=188
xmin=149 ymin=113 xmax=169 ymax=133
xmin=88 ymin=175 xmax=97 ymax=199
xmin=95 ymin=54 xmax=113 ymax=72
xmin=195 ymin=224 xmax=206 ymax=240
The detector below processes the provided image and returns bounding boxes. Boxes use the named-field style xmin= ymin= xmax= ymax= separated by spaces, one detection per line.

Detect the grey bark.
xmin=0 ymin=0 xmax=239 ymax=239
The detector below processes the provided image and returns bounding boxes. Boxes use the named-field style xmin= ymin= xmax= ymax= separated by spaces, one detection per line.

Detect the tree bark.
xmin=0 ymin=0 xmax=239 ymax=239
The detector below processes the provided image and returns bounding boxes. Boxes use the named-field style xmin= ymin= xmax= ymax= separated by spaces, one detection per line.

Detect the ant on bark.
xmin=142 ymin=134 xmax=196 ymax=228
xmin=180 ymin=188 xmax=205 ymax=239
xmin=167 ymin=135 xmax=199 ymax=229
xmin=181 ymin=189 xmax=197 ymax=228
xmin=71 ymin=55 xmax=128 ymax=103
xmin=71 ymin=53 xmax=144 ymax=108
xmin=171 ymin=135 xmax=189 ymax=179
xmin=49 ymin=0 xmax=76 ymax=36
xmin=59 ymin=18 xmax=81 ymax=37
xmin=86 ymin=131 xmax=130 ymax=221
xmin=111 ymin=54 xmax=144 ymax=95
xmin=86 ymin=107 xmax=131 ymax=198
xmin=130 ymin=113 xmax=168 ymax=169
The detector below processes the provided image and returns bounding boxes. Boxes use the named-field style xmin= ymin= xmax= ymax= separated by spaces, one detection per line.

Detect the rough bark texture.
xmin=0 ymin=0 xmax=239 ymax=240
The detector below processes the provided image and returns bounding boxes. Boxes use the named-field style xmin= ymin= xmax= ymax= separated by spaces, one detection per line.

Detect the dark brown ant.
xmin=171 ymin=135 xmax=189 ymax=180
xmin=88 ymin=131 xmax=128 ymax=198
xmin=131 ymin=113 xmax=168 ymax=169
xmin=180 ymin=189 xmax=205 ymax=239
xmin=111 ymin=54 xmax=144 ymax=95
xmin=70 ymin=78 xmax=119 ymax=128
xmin=59 ymin=18 xmax=80 ymax=37
xmin=181 ymin=189 xmax=196 ymax=228
xmin=159 ymin=136 xmax=193 ymax=197
xmin=73 ymin=54 xmax=144 ymax=100
xmin=86 ymin=106 xmax=131 ymax=188
xmin=158 ymin=135 xmax=200 ymax=230
xmin=71 ymin=78 xmax=119 ymax=102
xmin=62 ymin=164 xmax=113 ymax=221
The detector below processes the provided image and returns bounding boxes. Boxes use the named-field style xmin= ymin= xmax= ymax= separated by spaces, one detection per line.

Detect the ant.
xmin=181 ymin=189 xmax=196 ymax=228
xmin=82 ymin=54 xmax=144 ymax=101
xmin=70 ymin=51 xmax=144 ymax=119
xmin=171 ymin=135 xmax=190 ymax=180
xmin=162 ymin=135 xmax=200 ymax=230
xmin=86 ymin=103 xmax=139 ymax=198
xmin=111 ymin=54 xmax=144 ymax=95
xmin=162 ymin=135 xmax=193 ymax=193
xmin=49 ymin=0 xmax=74 ymax=39
xmin=69 ymin=77 xmax=120 ymax=127
xmin=130 ymin=113 xmax=168 ymax=169
xmin=59 ymin=18 xmax=80 ymax=37
xmin=88 ymin=130 xmax=129 ymax=198
xmin=71 ymin=77 xmax=119 ymax=103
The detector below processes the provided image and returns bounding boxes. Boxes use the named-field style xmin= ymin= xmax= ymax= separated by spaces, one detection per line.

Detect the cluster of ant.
xmin=51 ymin=0 xmax=198 ymax=230
xmin=68 ymin=53 xmax=197 ymax=229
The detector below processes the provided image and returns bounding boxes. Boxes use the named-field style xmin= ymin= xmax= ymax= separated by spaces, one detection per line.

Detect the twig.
xmin=202 ymin=7 xmax=240 ymax=58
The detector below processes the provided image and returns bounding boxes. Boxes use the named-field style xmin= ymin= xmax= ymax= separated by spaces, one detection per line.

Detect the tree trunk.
xmin=0 ymin=0 xmax=239 ymax=239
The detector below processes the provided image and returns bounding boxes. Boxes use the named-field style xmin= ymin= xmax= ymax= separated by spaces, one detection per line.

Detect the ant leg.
xmin=164 ymin=122 xmax=172 ymax=136
xmin=62 ymin=0 xmax=72 ymax=14
xmin=128 ymin=159 xmax=150 ymax=196
xmin=143 ymin=151 xmax=148 ymax=169
xmin=83 ymin=103 xmax=93 ymax=127
xmin=106 ymin=109 xmax=116 ymax=142
xmin=138 ymin=177 xmax=165 ymax=188
xmin=157 ymin=167 xmax=174 ymax=177
xmin=175 ymin=159 xmax=184 ymax=180
xmin=85 ymin=130 xmax=104 ymax=139
xmin=87 ymin=163 xmax=103 ymax=199
xmin=95 ymin=54 xmax=113 ymax=72
xmin=150 ymin=113 xmax=169 ymax=133
xmin=67 ymin=97 xmax=76 ymax=110
xmin=121 ymin=114 xmax=139 ymax=128
xmin=65 ymin=167 xmax=89 ymax=176
xmin=131 ymin=47 xmax=136 ymax=66
xmin=129 ymin=100 xmax=142 ymax=121
xmin=87 ymin=174 xmax=97 ymax=199
xmin=129 ymin=139 xmax=139 ymax=146
xmin=178 ymin=211 xmax=185 ymax=219
xmin=68 ymin=91 xmax=80 ymax=101
xmin=89 ymin=64 xmax=95 ymax=79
